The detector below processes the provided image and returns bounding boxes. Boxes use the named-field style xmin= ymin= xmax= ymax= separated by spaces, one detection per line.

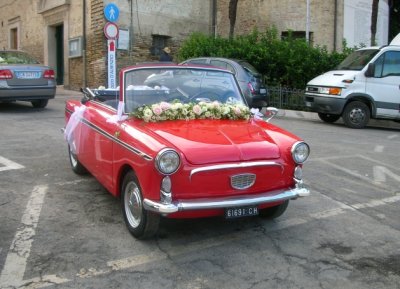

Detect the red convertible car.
xmin=64 ymin=64 xmax=310 ymax=239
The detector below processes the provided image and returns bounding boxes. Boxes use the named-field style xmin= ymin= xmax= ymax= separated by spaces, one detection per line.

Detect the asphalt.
xmin=58 ymin=86 xmax=400 ymax=130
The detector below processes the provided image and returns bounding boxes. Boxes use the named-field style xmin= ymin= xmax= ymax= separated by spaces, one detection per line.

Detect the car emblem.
xmin=230 ymin=173 xmax=256 ymax=190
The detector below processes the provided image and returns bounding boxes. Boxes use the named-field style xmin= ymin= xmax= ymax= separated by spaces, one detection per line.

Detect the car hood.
xmin=307 ymin=70 xmax=358 ymax=87
xmin=143 ymin=120 xmax=280 ymax=165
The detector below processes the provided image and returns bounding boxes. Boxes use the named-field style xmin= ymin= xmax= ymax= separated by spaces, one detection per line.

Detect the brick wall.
xmin=0 ymin=0 xmax=212 ymax=90
xmin=0 ymin=0 xmax=45 ymax=61
xmin=85 ymin=0 xmax=107 ymax=89
xmin=216 ymin=0 xmax=343 ymax=52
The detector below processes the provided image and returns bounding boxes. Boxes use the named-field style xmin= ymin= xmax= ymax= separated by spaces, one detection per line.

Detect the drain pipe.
xmin=334 ymin=0 xmax=338 ymax=51
xmin=306 ymin=0 xmax=310 ymax=44
xmin=212 ymin=0 xmax=217 ymax=37
xmin=82 ymin=0 xmax=87 ymax=87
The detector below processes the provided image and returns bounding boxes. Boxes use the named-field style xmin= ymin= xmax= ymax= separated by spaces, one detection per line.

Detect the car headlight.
xmin=155 ymin=149 xmax=180 ymax=175
xmin=291 ymin=142 xmax=310 ymax=164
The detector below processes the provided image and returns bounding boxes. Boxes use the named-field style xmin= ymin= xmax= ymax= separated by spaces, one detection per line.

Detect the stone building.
xmin=0 ymin=0 xmax=389 ymax=90
xmin=0 ymin=0 xmax=213 ymax=90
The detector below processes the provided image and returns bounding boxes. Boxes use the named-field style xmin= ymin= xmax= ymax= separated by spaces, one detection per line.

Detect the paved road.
xmin=0 ymin=87 xmax=399 ymax=289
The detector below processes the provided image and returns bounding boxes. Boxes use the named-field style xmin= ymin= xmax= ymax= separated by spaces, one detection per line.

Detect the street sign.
xmin=104 ymin=3 xmax=119 ymax=23
xmin=107 ymin=40 xmax=116 ymax=89
xmin=104 ymin=22 xmax=119 ymax=40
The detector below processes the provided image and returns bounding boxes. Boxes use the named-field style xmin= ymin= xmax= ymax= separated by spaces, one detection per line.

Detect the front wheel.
xmin=121 ymin=171 xmax=160 ymax=239
xmin=318 ymin=112 xmax=341 ymax=123
xmin=342 ymin=101 xmax=370 ymax=129
xmin=259 ymin=200 xmax=289 ymax=219
xmin=68 ymin=145 xmax=87 ymax=175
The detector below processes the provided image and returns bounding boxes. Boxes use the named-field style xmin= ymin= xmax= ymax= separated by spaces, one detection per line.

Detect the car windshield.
xmin=123 ymin=67 xmax=246 ymax=114
xmin=336 ymin=49 xmax=379 ymax=71
xmin=0 ymin=51 xmax=40 ymax=65
xmin=238 ymin=60 xmax=261 ymax=77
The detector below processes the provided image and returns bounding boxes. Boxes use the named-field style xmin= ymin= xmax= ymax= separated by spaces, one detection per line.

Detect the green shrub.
xmin=177 ymin=28 xmax=354 ymax=89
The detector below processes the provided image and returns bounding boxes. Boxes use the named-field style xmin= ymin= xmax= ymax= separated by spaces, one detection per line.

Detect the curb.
xmin=278 ymin=109 xmax=400 ymax=130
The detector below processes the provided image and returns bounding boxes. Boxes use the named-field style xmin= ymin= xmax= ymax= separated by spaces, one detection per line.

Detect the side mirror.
xmin=364 ymin=63 xmax=375 ymax=78
xmin=265 ymin=107 xmax=279 ymax=122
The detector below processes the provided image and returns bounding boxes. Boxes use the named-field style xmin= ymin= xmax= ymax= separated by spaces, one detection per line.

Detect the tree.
xmin=371 ymin=0 xmax=379 ymax=45
xmin=229 ymin=0 xmax=239 ymax=39
xmin=389 ymin=0 xmax=400 ymax=40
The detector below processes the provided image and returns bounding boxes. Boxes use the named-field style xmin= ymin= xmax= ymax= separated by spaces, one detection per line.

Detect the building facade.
xmin=0 ymin=0 xmax=213 ymax=90
xmin=0 ymin=0 xmax=389 ymax=90
xmin=216 ymin=0 xmax=389 ymax=51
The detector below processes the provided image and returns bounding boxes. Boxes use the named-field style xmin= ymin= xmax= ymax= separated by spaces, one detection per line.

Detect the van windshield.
xmin=336 ymin=49 xmax=379 ymax=71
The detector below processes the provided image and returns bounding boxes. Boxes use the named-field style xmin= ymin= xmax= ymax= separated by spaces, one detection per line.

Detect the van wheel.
xmin=318 ymin=113 xmax=341 ymax=123
xmin=121 ymin=171 xmax=160 ymax=239
xmin=342 ymin=101 xmax=370 ymax=129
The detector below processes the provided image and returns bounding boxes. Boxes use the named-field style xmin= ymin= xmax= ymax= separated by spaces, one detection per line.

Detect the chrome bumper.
xmin=143 ymin=186 xmax=310 ymax=215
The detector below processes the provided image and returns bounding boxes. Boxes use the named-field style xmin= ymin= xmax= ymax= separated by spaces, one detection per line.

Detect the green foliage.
xmin=178 ymin=28 xmax=355 ymax=89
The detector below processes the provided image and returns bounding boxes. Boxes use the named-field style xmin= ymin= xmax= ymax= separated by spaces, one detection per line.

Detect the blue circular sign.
xmin=104 ymin=3 xmax=119 ymax=23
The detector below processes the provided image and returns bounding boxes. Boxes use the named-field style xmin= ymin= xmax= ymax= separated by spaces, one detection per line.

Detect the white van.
xmin=305 ymin=34 xmax=400 ymax=128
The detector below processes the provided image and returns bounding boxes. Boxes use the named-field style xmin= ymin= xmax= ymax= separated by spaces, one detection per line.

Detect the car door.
xmin=366 ymin=50 xmax=400 ymax=120
xmin=78 ymin=101 xmax=116 ymax=192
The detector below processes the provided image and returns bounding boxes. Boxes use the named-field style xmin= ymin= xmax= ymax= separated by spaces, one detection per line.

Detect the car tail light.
xmin=43 ymin=69 xmax=55 ymax=79
xmin=0 ymin=69 xmax=13 ymax=79
xmin=247 ymin=82 xmax=255 ymax=95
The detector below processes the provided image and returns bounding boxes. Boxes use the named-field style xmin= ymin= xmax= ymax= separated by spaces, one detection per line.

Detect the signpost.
xmin=107 ymin=40 xmax=116 ymax=89
xmin=103 ymin=4 xmax=120 ymax=89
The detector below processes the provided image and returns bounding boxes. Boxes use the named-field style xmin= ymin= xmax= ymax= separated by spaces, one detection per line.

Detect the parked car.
xmin=0 ymin=50 xmax=56 ymax=108
xmin=180 ymin=57 xmax=268 ymax=109
xmin=305 ymin=33 xmax=400 ymax=128
xmin=64 ymin=64 xmax=310 ymax=239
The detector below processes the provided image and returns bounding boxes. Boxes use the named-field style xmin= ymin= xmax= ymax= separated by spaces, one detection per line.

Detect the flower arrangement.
xmin=131 ymin=100 xmax=251 ymax=122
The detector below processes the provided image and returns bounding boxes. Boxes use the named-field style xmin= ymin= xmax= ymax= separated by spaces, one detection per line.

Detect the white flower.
xmin=222 ymin=107 xmax=230 ymax=115
xmin=152 ymin=104 xmax=163 ymax=116
xmin=193 ymin=104 xmax=202 ymax=115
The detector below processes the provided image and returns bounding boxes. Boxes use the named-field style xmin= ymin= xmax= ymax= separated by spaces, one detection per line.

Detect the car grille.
xmin=230 ymin=173 xmax=256 ymax=190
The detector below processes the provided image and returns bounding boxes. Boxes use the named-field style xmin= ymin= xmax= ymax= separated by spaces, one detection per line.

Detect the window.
xmin=281 ymin=31 xmax=313 ymax=44
xmin=186 ymin=59 xmax=207 ymax=65
xmin=10 ymin=27 xmax=18 ymax=49
xmin=374 ymin=51 xmax=400 ymax=77
xmin=68 ymin=37 xmax=82 ymax=58
xmin=210 ymin=60 xmax=235 ymax=73
xmin=151 ymin=35 xmax=170 ymax=56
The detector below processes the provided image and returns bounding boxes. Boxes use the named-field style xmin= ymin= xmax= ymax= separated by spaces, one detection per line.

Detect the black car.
xmin=181 ymin=57 xmax=268 ymax=108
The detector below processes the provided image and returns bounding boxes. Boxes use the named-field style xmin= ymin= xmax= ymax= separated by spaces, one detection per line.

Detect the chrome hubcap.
xmin=349 ymin=108 xmax=365 ymax=124
xmin=69 ymin=146 xmax=78 ymax=167
xmin=124 ymin=182 xmax=142 ymax=228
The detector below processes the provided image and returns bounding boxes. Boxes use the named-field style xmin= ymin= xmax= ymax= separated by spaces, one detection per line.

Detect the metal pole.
xmin=306 ymin=0 xmax=310 ymax=44
xmin=82 ymin=0 xmax=87 ymax=87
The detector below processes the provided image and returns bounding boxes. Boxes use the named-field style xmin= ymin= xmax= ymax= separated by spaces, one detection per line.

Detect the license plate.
xmin=225 ymin=206 xmax=259 ymax=219
xmin=15 ymin=71 xmax=41 ymax=79
xmin=305 ymin=101 xmax=312 ymax=107
xmin=260 ymin=88 xmax=267 ymax=94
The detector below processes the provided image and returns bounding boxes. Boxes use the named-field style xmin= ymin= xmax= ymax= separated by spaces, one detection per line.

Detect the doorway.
xmin=55 ymin=25 xmax=64 ymax=85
